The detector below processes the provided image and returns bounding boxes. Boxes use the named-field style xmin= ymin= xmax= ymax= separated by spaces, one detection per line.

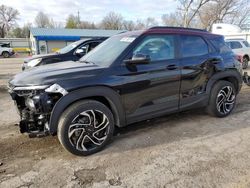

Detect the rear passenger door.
xmin=179 ymin=35 xmax=213 ymax=109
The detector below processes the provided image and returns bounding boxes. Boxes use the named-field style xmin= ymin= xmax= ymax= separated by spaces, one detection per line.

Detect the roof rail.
xmin=149 ymin=26 xmax=208 ymax=32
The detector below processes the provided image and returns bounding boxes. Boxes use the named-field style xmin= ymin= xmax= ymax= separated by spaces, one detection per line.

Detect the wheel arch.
xmin=49 ymin=86 xmax=125 ymax=134
xmin=1 ymin=51 xmax=9 ymax=55
xmin=243 ymin=54 xmax=249 ymax=61
xmin=206 ymin=70 xmax=242 ymax=96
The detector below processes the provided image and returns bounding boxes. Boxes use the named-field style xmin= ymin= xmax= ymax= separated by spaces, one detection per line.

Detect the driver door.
xmin=121 ymin=34 xmax=181 ymax=123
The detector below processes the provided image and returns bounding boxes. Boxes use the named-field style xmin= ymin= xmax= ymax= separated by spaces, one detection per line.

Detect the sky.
xmin=0 ymin=0 xmax=178 ymax=26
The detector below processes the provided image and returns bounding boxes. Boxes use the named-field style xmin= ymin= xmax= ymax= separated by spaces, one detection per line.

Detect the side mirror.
xmin=124 ymin=53 xmax=150 ymax=65
xmin=75 ymin=48 xmax=86 ymax=57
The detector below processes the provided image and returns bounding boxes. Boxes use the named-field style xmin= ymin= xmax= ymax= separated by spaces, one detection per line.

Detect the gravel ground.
xmin=1 ymin=58 xmax=250 ymax=188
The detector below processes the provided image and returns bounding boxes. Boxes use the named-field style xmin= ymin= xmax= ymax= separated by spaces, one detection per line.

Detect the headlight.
xmin=27 ymin=58 xmax=42 ymax=67
xmin=25 ymin=98 xmax=35 ymax=110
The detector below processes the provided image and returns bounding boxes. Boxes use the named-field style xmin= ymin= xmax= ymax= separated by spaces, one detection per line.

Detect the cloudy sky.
xmin=0 ymin=0 xmax=178 ymax=26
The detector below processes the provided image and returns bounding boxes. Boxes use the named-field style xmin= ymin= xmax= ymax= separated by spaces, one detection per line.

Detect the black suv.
xmin=22 ymin=38 xmax=106 ymax=70
xmin=9 ymin=27 xmax=242 ymax=156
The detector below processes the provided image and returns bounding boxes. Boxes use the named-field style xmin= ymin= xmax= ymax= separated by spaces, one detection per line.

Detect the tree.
xmin=144 ymin=17 xmax=158 ymax=28
xmin=65 ymin=14 xmax=78 ymax=28
xmin=122 ymin=20 xmax=135 ymax=30
xmin=9 ymin=23 xmax=32 ymax=38
xmin=177 ymin=0 xmax=211 ymax=27
xmin=49 ymin=18 xmax=63 ymax=28
xmin=100 ymin=12 xmax=124 ymax=30
xmin=162 ymin=13 xmax=182 ymax=26
xmin=34 ymin=11 xmax=50 ymax=28
xmin=0 ymin=5 xmax=19 ymax=38
xmin=197 ymin=0 xmax=250 ymax=30
xmin=78 ymin=21 xmax=96 ymax=29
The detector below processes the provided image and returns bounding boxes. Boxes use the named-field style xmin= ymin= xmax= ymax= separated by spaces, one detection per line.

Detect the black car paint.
xmin=22 ymin=38 xmax=106 ymax=70
xmin=9 ymin=29 xmax=242 ymax=135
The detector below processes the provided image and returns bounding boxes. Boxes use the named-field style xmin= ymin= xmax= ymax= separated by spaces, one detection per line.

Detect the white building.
xmin=212 ymin=23 xmax=250 ymax=42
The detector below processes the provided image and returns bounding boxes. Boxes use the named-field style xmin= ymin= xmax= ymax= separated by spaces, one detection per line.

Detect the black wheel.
xmin=2 ymin=51 xmax=10 ymax=58
xmin=207 ymin=81 xmax=236 ymax=117
xmin=242 ymin=56 xmax=249 ymax=69
xmin=58 ymin=100 xmax=114 ymax=156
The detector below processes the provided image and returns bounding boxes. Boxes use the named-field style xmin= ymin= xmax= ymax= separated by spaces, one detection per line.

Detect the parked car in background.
xmin=22 ymin=38 xmax=107 ymax=70
xmin=9 ymin=27 xmax=242 ymax=156
xmin=226 ymin=39 xmax=250 ymax=69
xmin=0 ymin=43 xmax=15 ymax=58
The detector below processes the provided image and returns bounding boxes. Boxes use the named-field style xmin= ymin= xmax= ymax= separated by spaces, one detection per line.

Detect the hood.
xmin=24 ymin=53 xmax=58 ymax=62
xmin=10 ymin=61 xmax=104 ymax=87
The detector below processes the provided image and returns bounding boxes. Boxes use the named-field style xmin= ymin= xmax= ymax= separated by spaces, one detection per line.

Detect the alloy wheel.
xmin=216 ymin=86 xmax=235 ymax=115
xmin=68 ymin=110 xmax=110 ymax=152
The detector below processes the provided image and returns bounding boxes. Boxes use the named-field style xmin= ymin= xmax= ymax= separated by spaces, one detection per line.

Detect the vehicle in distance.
xmin=0 ymin=43 xmax=15 ymax=58
xmin=22 ymin=38 xmax=107 ymax=70
xmin=9 ymin=27 xmax=243 ymax=156
xmin=226 ymin=38 xmax=250 ymax=69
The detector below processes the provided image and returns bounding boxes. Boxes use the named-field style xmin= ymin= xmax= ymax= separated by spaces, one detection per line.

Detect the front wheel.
xmin=58 ymin=100 xmax=115 ymax=156
xmin=2 ymin=51 xmax=10 ymax=58
xmin=207 ymin=81 xmax=236 ymax=117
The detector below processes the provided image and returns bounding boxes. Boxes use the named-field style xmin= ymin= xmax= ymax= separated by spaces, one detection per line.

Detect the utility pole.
xmin=77 ymin=10 xmax=80 ymax=27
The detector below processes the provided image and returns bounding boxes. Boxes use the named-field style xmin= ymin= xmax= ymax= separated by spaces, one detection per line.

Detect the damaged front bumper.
xmin=8 ymin=84 xmax=67 ymax=137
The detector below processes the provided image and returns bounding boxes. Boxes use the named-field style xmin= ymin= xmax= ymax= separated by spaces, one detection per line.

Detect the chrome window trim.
xmin=13 ymin=85 xmax=49 ymax=91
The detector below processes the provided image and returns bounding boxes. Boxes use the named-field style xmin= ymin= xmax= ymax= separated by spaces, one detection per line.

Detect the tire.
xmin=58 ymin=100 xmax=114 ymax=156
xmin=2 ymin=51 xmax=10 ymax=58
xmin=242 ymin=57 xmax=249 ymax=69
xmin=206 ymin=81 xmax=236 ymax=117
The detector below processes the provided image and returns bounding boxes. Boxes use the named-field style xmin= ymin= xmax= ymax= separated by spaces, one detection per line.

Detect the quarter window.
xmin=243 ymin=41 xmax=250 ymax=47
xmin=132 ymin=35 xmax=175 ymax=61
xmin=211 ymin=37 xmax=232 ymax=53
xmin=181 ymin=36 xmax=209 ymax=58
xmin=229 ymin=41 xmax=243 ymax=49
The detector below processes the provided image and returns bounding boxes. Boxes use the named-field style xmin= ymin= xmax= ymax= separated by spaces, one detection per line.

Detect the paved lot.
xmin=1 ymin=58 xmax=250 ymax=187
xmin=0 ymin=57 xmax=23 ymax=89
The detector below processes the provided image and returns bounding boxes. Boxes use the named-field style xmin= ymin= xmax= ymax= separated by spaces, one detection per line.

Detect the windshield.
xmin=80 ymin=34 xmax=138 ymax=67
xmin=58 ymin=40 xmax=84 ymax=54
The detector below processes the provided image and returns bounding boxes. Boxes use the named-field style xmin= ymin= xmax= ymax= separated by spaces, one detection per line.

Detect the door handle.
xmin=210 ymin=58 xmax=222 ymax=64
xmin=166 ymin=64 xmax=177 ymax=70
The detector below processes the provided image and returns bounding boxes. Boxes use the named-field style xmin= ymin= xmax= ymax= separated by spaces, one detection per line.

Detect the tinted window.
xmin=229 ymin=41 xmax=242 ymax=49
xmin=181 ymin=36 xmax=208 ymax=58
xmin=133 ymin=35 xmax=175 ymax=61
xmin=243 ymin=41 xmax=250 ymax=47
xmin=58 ymin=40 xmax=84 ymax=54
xmin=80 ymin=34 xmax=138 ymax=67
xmin=210 ymin=37 xmax=232 ymax=53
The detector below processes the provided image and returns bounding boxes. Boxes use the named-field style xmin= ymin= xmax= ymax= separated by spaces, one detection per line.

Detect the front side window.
xmin=181 ymin=35 xmax=209 ymax=58
xmin=58 ymin=40 xmax=84 ymax=54
xmin=229 ymin=41 xmax=243 ymax=49
xmin=80 ymin=34 xmax=139 ymax=67
xmin=132 ymin=35 xmax=175 ymax=61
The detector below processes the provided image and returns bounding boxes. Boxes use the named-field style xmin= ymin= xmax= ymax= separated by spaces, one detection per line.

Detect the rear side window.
xmin=210 ymin=37 xmax=232 ymax=53
xmin=180 ymin=35 xmax=208 ymax=58
xmin=243 ymin=41 xmax=250 ymax=47
xmin=229 ymin=41 xmax=242 ymax=49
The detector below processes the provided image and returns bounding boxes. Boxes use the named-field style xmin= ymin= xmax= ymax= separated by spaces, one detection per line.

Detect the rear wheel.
xmin=207 ymin=81 xmax=236 ymax=117
xmin=58 ymin=100 xmax=114 ymax=156
xmin=2 ymin=51 xmax=10 ymax=58
xmin=242 ymin=56 xmax=249 ymax=69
